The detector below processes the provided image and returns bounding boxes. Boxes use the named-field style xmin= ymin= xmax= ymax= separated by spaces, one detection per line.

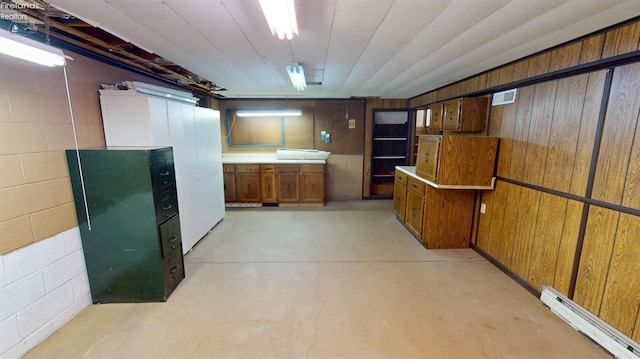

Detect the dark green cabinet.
xmin=66 ymin=147 xmax=185 ymax=303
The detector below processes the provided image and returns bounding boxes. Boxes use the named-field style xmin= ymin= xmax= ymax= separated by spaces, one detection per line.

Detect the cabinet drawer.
xmin=223 ymin=164 xmax=236 ymax=173
xmin=150 ymin=150 xmax=175 ymax=191
xmin=237 ymin=164 xmax=259 ymax=173
xmin=407 ymin=177 xmax=426 ymax=196
xmin=261 ymin=164 xmax=276 ymax=173
xmin=301 ymin=164 xmax=324 ymax=173
xmin=278 ymin=164 xmax=300 ymax=173
xmin=155 ymin=186 xmax=178 ymax=224
xmin=162 ymin=248 xmax=184 ymax=298
xmin=394 ymin=171 xmax=408 ymax=185
xmin=159 ymin=214 xmax=181 ymax=258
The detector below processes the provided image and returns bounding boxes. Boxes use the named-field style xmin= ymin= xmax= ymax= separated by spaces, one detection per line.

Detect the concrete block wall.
xmin=0 ymin=227 xmax=91 ymax=358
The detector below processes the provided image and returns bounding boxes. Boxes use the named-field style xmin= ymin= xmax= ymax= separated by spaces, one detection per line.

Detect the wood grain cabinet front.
xmin=261 ymin=164 xmax=277 ymax=204
xmin=278 ymin=164 xmax=301 ymax=203
xmin=236 ymin=164 xmax=261 ymax=202
xmin=426 ymin=97 xmax=488 ymax=132
xmin=393 ymin=171 xmax=408 ymax=220
xmin=416 ymin=135 xmax=498 ymax=186
xmin=301 ymin=164 xmax=325 ymax=204
xmin=404 ymin=177 xmax=426 ymax=238
xmin=223 ymin=164 xmax=237 ymax=202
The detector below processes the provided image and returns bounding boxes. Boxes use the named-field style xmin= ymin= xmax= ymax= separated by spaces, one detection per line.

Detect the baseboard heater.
xmin=540 ymin=286 xmax=640 ymax=359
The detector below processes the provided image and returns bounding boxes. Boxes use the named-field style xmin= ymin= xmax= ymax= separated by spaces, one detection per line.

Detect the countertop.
xmin=222 ymin=153 xmax=326 ymax=164
xmin=395 ymin=166 xmax=495 ymax=190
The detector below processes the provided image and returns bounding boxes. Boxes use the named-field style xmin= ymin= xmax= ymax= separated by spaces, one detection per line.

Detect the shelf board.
xmin=373 ymin=156 xmax=406 ymax=159
xmin=373 ymin=137 xmax=408 ymax=141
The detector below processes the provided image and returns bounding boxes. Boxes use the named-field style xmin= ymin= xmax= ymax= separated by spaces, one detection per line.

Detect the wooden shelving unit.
xmin=371 ymin=110 xmax=410 ymax=197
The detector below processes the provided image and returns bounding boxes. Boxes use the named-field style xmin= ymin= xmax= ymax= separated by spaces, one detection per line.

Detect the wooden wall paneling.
xmin=569 ymin=71 xmax=607 ymax=197
xmin=497 ymin=64 xmax=515 ymax=87
xmin=509 ymin=187 xmax=541 ymax=279
xmin=488 ymin=102 xmax=503 ymax=137
xmin=579 ymin=34 xmax=605 ymax=64
xmin=542 ymin=74 xmax=588 ymax=193
xmin=522 ymin=81 xmax=557 ymax=186
xmin=485 ymin=181 xmax=510 ymax=257
xmin=486 ymin=69 xmax=501 ymax=89
xmin=622 ymin=105 xmax=640 ymax=209
xmin=634 ymin=310 xmax=640 ymax=343
xmin=602 ymin=21 xmax=640 ymax=58
xmin=598 ymin=212 xmax=640 ymax=338
xmin=526 ymin=192 xmax=568 ymax=290
xmin=573 ymin=206 xmax=620 ymax=315
xmin=475 ymin=189 xmax=496 ymax=249
xmin=498 ymin=182 xmax=522 ymax=267
xmin=476 ymin=73 xmax=488 ymax=93
xmin=527 ymin=51 xmax=552 ymax=78
xmin=553 ymin=200 xmax=583 ymax=296
xmin=592 ymin=62 xmax=640 ymax=205
xmin=507 ymin=85 xmax=536 ymax=181
xmin=495 ymin=101 xmax=518 ymax=178
xmin=511 ymin=59 xmax=530 ymax=83
xmin=548 ymin=42 xmax=582 ymax=72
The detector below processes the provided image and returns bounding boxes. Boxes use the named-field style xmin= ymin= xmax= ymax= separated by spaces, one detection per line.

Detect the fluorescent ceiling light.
xmin=0 ymin=28 xmax=67 ymax=67
xmin=286 ymin=63 xmax=306 ymax=91
xmin=259 ymin=0 xmax=299 ymax=40
xmin=236 ymin=110 xmax=302 ymax=117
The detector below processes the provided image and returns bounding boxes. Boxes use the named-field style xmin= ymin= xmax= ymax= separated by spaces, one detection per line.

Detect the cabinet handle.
xmin=170 ymin=265 xmax=179 ymax=274
xmin=311 ymin=184 xmax=315 ymax=191
xmin=288 ymin=184 xmax=291 ymax=191
xmin=268 ymin=184 xmax=271 ymax=191
xmin=412 ymin=183 xmax=418 ymax=188
xmin=168 ymin=236 xmax=178 ymax=243
xmin=160 ymin=171 xmax=170 ymax=177
xmin=163 ymin=204 xmax=172 ymax=210
xmin=248 ymin=184 xmax=251 ymax=191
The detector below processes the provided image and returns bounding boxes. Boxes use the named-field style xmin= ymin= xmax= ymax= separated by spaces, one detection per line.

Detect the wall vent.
xmin=492 ymin=88 xmax=517 ymax=106
xmin=540 ymin=286 xmax=640 ymax=359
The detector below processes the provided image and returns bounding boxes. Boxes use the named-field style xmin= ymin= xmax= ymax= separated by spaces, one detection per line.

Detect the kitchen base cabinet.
xmin=223 ymin=164 xmax=237 ymax=202
xmin=393 ymin=171 xmax=407 ymax=220
xmin=405 ymin=177 xmax=426 ymax=237
xmin=422 ymin=187 xmax=476 ymax=249
xmin=278 ymin=164 xmax=301 ymax=204
xmin=301 ymin=164 xmax=325 ymax=205
xmin=236 ymin=164 xmax=261 ymax=202
xmin=261 ymin=164 xmax=277 ymax=204
xmin=66 ymin=147 xmax=185 ymax=303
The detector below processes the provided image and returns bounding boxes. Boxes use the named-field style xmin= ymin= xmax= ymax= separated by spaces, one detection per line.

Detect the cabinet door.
xmin=442 ymin=100 xmax=461 ymax=130
xmin=278 ymin=173 xmax=300 ymax=203
xmin=237 ymin=173 xmax=260 ymax=202
xmin=301 ymin=173 xmax=324 ymax=203
xmin=393 ymin=182 xmax=407 ymax=220
xmin=416 ymin=136 xmax=441 ymax=182
xmin=223 ymin=173 xmax=237 ymax=202
xmin=261 ymin=172 xmax=277 ymax=203
xmin=405 ymin=190 xmax=424 ymax=238
xmin=427 ymin=103 xmax=443 ymax=129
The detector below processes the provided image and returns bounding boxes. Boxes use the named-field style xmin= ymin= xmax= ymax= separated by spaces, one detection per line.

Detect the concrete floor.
xmin=25 ymin=200 xmax=610 ymax=358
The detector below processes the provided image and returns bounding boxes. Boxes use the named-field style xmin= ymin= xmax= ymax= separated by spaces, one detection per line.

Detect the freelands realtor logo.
xmin=0 ymin=1 xmax=38 ymax=22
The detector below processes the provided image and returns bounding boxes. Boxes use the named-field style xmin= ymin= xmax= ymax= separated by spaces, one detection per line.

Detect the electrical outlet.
xmin=480 ymin=203 xmax=487 ymax=214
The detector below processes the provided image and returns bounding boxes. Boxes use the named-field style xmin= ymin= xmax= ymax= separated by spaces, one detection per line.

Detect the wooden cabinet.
xmin=426 ymin=97 xmax=488 ymax=132
xmin=223 ymin=164 xmax=237 ymax=202
xmin=393 ymin=171 xmax=408 ymax=220
xmin=301 ymin=164 xmax=325 ymax=203
xmin=236 ymin=164 xmax=261 ymax=202
xmin=416 ymin=135 xmax=498 ymax=186
xmin=261 ymin=164 xmax=277 ymax=204
xmin=66 ymin=147 xmax=184 ymax=303
xmin=422 ymin=187 xmax=476 ymax=249
xmin=405 ymin=177 xmax=426 ymax=237
xmin=278 ymin=164 xmax=300 ymax=203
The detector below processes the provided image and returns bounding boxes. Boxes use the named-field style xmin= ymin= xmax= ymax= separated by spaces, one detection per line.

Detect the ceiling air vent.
xmin=492 ymin=88 xmax=517 ymax=106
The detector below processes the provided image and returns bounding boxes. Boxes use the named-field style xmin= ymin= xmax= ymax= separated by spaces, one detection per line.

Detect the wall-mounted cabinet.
xmin=371 ymin=110 xmax=410 ymax=197
xmin=426 ymin=97 xmax=489 ymax=132
xmin=416 ymin=135 xmax=498 ymax=187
